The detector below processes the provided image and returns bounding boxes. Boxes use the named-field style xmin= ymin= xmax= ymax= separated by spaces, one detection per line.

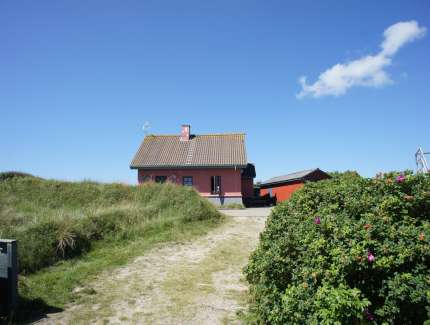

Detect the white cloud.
xmin=381 ymin=21 xmax=426 ymax=56
xmin=297 ymin=20 xmax=426 ymax=99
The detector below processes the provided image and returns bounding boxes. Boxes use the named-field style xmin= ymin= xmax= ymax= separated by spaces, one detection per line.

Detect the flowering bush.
xmin=245 ymin=171 xmax=430 ymax=324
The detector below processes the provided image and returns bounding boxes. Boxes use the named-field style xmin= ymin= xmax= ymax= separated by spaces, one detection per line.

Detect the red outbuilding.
xmin=260 ymin=168 xmax=330 ymax=203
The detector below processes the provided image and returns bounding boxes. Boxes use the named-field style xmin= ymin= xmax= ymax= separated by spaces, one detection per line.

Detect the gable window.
xmin=155 ymin=176 xmax=167 ymax=183
xmin=211 ymin=176 xmax=221 ymax=194
xmin=183 ymin=176 xmax=193 ymax=186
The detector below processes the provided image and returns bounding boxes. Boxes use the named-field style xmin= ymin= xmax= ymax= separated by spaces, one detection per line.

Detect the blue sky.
xmin=1 ymin=0 xmax=429 ymax=183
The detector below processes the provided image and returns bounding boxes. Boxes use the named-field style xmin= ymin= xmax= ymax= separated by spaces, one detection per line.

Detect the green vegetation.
xmin=0 ymin=173 xmax=223 ymax=321
xmin=217 ymin=203 xmax=245 ymax=210
xmin=245 ymin=171 xmax=430 ymax=324
xmin=0 ymin=171 xmax=41 ymax=182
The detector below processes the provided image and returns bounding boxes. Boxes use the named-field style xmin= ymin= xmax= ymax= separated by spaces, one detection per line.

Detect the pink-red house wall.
xmin=260 ymin=182 xmax=304 ymax=202
xmin=138 ymin=168 xmax=242 ymax=198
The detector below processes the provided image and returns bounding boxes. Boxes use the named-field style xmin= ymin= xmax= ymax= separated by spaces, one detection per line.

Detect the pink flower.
xmin=396 ymin=174 xmax=406 ymax=183
xmin=314 ymin=216 xmax=321 ymax=225
xmin=364 ymin=308 xmax=375 ymax=321
xmin=367 ymin=251 xmax=375 ymax=263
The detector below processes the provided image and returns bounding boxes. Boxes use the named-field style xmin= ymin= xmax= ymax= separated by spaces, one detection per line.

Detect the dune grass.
xmin=216 ymin=203 xmax=245 ymax=210
xmin=0 ymin=173 xmax=224 ymax=322
xmin=15 ymin=217 xmax=222 ymax=323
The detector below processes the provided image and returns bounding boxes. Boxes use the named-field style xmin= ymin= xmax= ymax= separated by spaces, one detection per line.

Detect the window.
xmin=155 ymin=176 xmax=167 ymax=183
xmin=211 ymin=176 xmax=221 ymax=194
xmin=183 ymin=176 xmax=193 ymax=186
xmin=141 ymin=175 xmax=151 ymax=183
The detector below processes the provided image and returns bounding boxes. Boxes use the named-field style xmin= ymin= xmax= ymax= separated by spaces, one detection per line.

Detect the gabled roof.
xmin=130 ymin=133 xmax=248 ymax=169
xmin=261 ymin=168 xmax=330 ymax=187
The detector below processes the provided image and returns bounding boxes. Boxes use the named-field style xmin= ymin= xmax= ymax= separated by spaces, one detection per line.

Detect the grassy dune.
xmin=0 ymin=173 xmax=223 ymax=322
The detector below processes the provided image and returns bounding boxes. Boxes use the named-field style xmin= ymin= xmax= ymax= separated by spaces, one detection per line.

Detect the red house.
xmin=260 ymin=168 xmax=330 ymax=203
xmin=130 ymin=125 xmax=255 ymax=205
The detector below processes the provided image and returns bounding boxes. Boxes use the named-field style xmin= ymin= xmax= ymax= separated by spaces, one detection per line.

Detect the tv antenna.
xmin=415 ymin=147 xmax=429 ymax=174
xmin=143 ymin=121 xmax=151 ymax=136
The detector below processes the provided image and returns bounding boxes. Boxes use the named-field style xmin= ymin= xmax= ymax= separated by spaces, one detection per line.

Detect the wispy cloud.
xmin=297 ymin=21 xmax=426 ymax=99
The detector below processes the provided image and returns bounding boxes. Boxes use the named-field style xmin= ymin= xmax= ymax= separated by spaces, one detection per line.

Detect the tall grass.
xmin=0 ymin=175 xmax=222 ymax=274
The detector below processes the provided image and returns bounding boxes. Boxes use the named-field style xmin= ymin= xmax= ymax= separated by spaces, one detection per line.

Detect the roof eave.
xmin=130 ymin=164 xmax=248 ymax=170
xmin=260 ymin=177 xmax=306 ymax=188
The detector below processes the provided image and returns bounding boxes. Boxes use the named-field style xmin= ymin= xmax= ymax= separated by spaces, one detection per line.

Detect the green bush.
xmin=0 ymin=177 xmax=221 ymax=274
xmin=245 ymin=171 xmax=430 ymax=324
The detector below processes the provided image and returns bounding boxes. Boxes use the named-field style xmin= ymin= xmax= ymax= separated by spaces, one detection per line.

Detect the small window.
xmin=183 ymin=176 xmax=193 ymax=186
xmin=141 ymin=175 xmax=151 ymax=183
xmin=211 ymin=176 xmax=221 ymax=194
xmin=155 ymin=176 xmax=167 ymax=183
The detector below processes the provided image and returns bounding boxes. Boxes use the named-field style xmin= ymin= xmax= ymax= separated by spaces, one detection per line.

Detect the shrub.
xmin=245 ymin=171 xmax=430 ymax=324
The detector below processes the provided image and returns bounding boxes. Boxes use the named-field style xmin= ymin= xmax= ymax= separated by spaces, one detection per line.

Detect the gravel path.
xmin=37 ymin=208 xmax=271 ymax=325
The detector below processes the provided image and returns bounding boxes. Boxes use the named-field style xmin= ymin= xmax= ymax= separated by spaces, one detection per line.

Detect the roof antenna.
xmin=143 ymin=121 xmax=151 ymax=136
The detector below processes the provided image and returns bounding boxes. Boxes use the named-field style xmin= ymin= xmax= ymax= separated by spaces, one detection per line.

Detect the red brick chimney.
xmin=180 ymin=124 xmax=191 ymax=141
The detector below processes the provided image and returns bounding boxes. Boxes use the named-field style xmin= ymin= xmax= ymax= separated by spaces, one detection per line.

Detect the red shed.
xmin=260 ymin=168 xmax=330 ymax=203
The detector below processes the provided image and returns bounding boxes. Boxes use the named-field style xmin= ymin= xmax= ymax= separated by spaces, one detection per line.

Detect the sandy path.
xmin=37 ymin=208 xmax=270 ymax=325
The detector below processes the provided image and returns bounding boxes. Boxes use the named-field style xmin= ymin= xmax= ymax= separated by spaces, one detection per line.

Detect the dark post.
xmin=0 ymin=239 xmax=18 ymax=317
